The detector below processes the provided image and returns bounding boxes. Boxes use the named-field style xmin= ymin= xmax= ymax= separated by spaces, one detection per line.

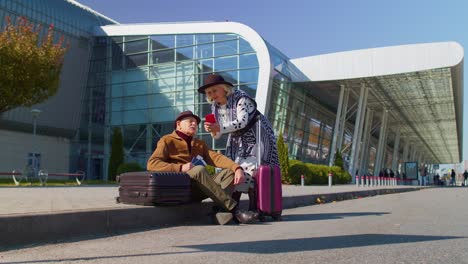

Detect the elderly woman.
xmin=198 ymin=74 xmax=279 ymax=209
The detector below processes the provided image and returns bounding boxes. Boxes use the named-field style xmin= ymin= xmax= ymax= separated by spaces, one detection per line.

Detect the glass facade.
xmin=265 ymin=43 xmax=349 ymax=164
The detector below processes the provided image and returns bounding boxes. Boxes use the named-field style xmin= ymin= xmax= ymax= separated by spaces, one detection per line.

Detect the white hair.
xmin=205 ymin=84 xmax=234 ymax=103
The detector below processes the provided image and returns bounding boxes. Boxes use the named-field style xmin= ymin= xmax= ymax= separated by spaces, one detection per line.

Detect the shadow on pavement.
xmin=179 ymin=233 xmax=464 ymax=254
xmin=281 ymin=212 xmax=390 ymax=221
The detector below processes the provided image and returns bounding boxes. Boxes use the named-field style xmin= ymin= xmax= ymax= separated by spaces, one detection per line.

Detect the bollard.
xmin=328 ymin=172 xmax=332 ymax=187
xmin=301 ymin=174 xmax=304 ymax=186
xmin=355 ymin=175 xmax=359 ymax=187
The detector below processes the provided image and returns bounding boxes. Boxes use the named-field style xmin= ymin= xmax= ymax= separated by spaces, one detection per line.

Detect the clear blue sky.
xmin=77 ymin=0 xmax=468 ymax=162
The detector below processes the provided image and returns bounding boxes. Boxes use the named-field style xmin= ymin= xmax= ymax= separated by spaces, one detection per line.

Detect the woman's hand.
xmin=204 ymin=122 xmax=220 ymax=133
xmin=234 ymin=168 xmax=245 ymax=185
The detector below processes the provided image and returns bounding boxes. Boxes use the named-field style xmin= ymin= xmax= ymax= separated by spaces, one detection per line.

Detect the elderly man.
xmin=147 ymin=110 xmax=257 ymax=225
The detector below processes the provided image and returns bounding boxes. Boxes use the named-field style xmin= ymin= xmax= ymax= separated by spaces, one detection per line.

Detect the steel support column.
xmin=337 ymin=87 xmax=350 ymax=150
xmin=359 ymin=109 xmax=373 ymax=176
xmin=329 ymin=85 xmax=346 ymax=167
xmin=349 ymin=84 xmax=368 ymax=179
xmin=373 ymin=109 xmax=389 ymax=175
xmin=391 ymin=128 xmax=401 ymax=172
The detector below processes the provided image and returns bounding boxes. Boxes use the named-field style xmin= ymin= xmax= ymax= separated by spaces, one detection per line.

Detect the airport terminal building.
xmin=0 ymin=0 xmax=463 ymax=181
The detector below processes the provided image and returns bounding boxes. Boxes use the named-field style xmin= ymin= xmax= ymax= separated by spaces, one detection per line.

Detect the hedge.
xmin=116 ymin=162 xmax=144 ymax=175
xmin=287 ymin=160 xmax=352 ymax=185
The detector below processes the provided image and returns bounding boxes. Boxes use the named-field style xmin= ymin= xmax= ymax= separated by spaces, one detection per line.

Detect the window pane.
xmin=176 ymin=34 xmax=194 ymax=47
xmin=111 ymin=98 xmax=122 ymax=111
xmin=239 ymin=68 xmax=259 ymax=84
xmin=112 ymin=42 xmax=124 ymax=70
xmin=151 ymin=35 xmax=175 ymax=50
xmin=151 ymin=77 xmax=176 ymax=93
xmin=176 ymin=62 xmax=194 ymax=76
xmin=197 ymin=59 xmax=213 ymax=73
xmin=125 ymin=39 xmax=148 ymax=54
xmin=112 ymin=84 xmax=123 ymax=97
xmin=152 ymin=49 xmax=174 ymax=64
xmin=239 ymin=38 xmax=254 ymax=53
xmin=149 ymin=93 xmax=175 ymax=108
xmin=214 ymin=40 xmax=237 ymax=57
xmin=125 ymin=68 xmax=149 ymax=82
xmin=196 ymin=43 xmax=213 ymax=59
xmin=214 ymin=33 xmax=237 ymax=41
xmin=123 ymin=109 xmax=147 ymax=125
xmin=150 ymin=64 xmax=175 ymax=79
xmin=150 ymin=108 xmax=177 ymax=123
xmin=214 ymin=56 xmax=237 ymax=71
xmin=126 ymin=53 xmax=148 ymax=68
xmin=112 ymin=36 xmax=123 ymax=43
xmin=176 ymin=47 xmax=194 ymax=61
xmin=239 ymin=53 xmax=258 ymax=68
xmin=126 ymin=81 xmax=148 ymax=96
xmin=125 ymin=35 xmax=146 ymax=41
xmin=238 ymin=83 xmax=257 ymax=98
xmin=195 ymin=34 xmax=213 ymax=45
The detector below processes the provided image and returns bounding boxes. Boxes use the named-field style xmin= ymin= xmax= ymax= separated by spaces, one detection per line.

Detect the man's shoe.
xmin=214 ymin=212 xmax=233 ymax=225
xmin=233 ymin=209 xmax=258 ymax=224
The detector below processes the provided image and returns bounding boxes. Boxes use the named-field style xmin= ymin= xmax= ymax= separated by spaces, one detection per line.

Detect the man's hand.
xmin=181 ymin=162 xmax=194 ymax=172
xmin=234 ymin=168 xmax=245 ymax=185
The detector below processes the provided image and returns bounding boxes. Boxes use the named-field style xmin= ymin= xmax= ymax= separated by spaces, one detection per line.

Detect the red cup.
xmin=205 ymin=113 xmax=216 ymax=123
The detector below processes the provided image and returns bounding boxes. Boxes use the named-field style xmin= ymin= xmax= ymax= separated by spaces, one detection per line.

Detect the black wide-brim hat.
xmin=198 ymin=74 xmax=233 ymax=94
xmin=174 ymin=110 xmax=201 ymax=128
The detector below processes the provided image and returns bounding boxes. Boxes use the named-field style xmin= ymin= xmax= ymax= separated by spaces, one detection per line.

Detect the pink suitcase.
xmin=253 ymin=115 xmax=283 ymax=221
xmin=255 ymin=164 xmax=282 ymax=220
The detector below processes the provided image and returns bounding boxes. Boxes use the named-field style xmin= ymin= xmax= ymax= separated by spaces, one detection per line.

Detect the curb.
xmin=0 ymin=187 xmax=423 ymax=250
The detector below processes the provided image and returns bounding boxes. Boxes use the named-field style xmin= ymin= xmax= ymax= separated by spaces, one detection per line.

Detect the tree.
xmin=277 ymin=132 xmax=290 ymax=183
xmin=0 ymin=16 xmax=68 ymax=113
xmin=108 ymin=127 xmax=124 ymax=181
xmin=334 ymin=149 xmax=344 ymax=171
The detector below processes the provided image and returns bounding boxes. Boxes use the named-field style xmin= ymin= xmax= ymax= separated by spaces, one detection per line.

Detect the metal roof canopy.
xmin=290 ymin=42 xmax=464 ymax=164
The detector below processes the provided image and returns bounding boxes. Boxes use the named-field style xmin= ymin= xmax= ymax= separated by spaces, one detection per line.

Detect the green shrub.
xmin=116 ymin=162 xmax=144 ymax=175
xmin=277 ymin=132 xmax=290 ymax=183
xmin=334 ymin=150 xmax=344 ymax=170
xmin=287 ymin=159 xmax=352 ymax=186
xmin=108 ymin=127 xmax=124 ymax=181
xmin=288 ymin=162 xmax=309 ymax=185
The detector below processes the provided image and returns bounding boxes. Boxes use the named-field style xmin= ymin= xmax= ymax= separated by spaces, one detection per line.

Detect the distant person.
xmin=451 ymin=169 xmax=456 ymax=186
xmin=463 ymin=170 xmax=468 ymax=186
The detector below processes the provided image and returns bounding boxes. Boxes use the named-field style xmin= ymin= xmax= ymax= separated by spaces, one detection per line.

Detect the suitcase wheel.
xmin=258 ymin=212 xmax=267 ymax=222
xmin=271 ymin=213 xmax=282 ymax=221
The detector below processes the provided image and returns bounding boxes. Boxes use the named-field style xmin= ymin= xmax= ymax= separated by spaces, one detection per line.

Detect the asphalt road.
xmin=2 ymin=187 xmax=468 ymax=264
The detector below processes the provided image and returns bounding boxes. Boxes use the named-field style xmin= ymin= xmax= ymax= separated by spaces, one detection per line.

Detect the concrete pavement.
xmin=0 ymin=184 xmax=426 ymax=250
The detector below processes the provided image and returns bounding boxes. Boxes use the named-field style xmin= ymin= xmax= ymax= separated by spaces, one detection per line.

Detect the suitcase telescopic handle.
xmin=256 ymin=114 xmax=261 ymax=168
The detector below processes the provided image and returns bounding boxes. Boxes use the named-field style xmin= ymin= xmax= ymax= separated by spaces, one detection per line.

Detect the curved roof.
xmin=95 ymin=22 xmax=273 ymax=113
xmin=291 ymin=42 xmax=464 ymax=164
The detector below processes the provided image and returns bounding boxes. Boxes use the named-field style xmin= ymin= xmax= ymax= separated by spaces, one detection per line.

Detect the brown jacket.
xmin=147 ymin=131 xmax=239 ymax=172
